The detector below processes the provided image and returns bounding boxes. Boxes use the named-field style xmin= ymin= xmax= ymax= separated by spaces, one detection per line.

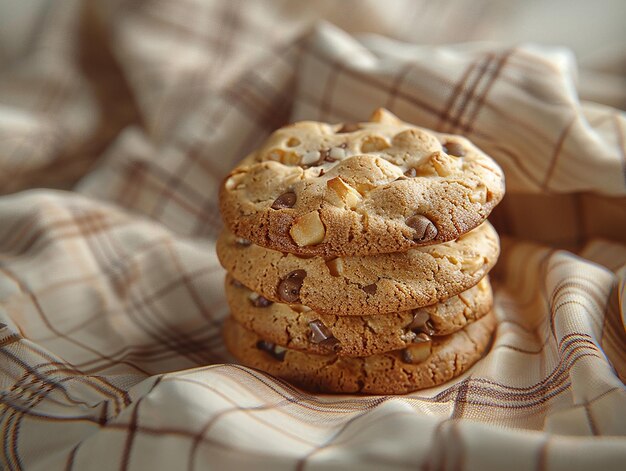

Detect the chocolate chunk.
xmin=362 ymin=283 xmax=377 ymax=295
xmin=235 ymin=237 xmax=251 ymax=246
xmin=249 ymin=293 xmax=273 ymax=308
xmin=406 ymin=214 xmax=438 ymax=242
xmin=408 ymin=309 xmax=430 ymax=330
xmin=277 ymin=270 xmax=306 ymax=303
xmin=337 ymin=123 xmax=360 ymax=133
xmin=401 ymin=349 xmax=413 ymax=364
xmin=271 ymin=192 xmax=296 ymax=209
xmin=309 ymin=320 xmax=332 ymax=344
xmin=319 ymin=148 xmax=336 ymax=163
xmin=256 ymin=340 xmax=286 ymax=361
xmin=231 ymin=278 xmax=244 ymax=288
xmin=442 ymin=141 xmax=466 ymax=157
xmin=421 ymin=320 xmax=436 ymax=336
xmin=404 ymin=167 xmax=417 ymax=177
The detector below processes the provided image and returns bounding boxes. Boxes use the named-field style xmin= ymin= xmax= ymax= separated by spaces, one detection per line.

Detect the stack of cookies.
xmin=217 ymin=109 xmax=504 ymax=394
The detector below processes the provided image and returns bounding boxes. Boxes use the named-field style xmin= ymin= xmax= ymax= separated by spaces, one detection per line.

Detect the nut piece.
xmin=327 ymin=177 xmax=361 ymax=209
xmin=325 ymin=258 xmax=344 ymax=277
xmin=370 ymin=108 xmax=402 ymax=125
xmin=301 ymin=150 xmax=321 ymax=166
xmin=461 ymin=254 xmax=485 ymax=273
xmin=224 ymin=172 xmax=246 ymax=190
xmin=430 ymin=152 xmax=457 ymax=177
xmin=289 ymin=211 xmax=326 ymax=247
xmin=406 ymin=214 xmax=438 ymax=242
xmin=401 ymin=336 xmax=432 ymax=364
xmin=337 ymin=123 xmax=360 ymax=133
xmin=361 ymin=136 xmax=390 ymax=153
xmin=469 ymin=184 xmax=487 ymax=203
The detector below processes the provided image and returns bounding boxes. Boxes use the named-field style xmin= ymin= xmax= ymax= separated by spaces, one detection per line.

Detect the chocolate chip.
xmin=401 ymin=349 xmax=413 ymax=364
xmin=271 ymin=192 xmax=296 ymax=209
xmin=319 ymin=149 xmax=336 ymax=163
xmin=256 ymin=340 xmax=286 ymax=361
xmin=250 ymin=293 xmax=273 ymax=308
xmin=362 ymin=283 xmax=377 ymax=295
xmin=442 ymin=141 xmax=466 ymax=157
xmin=404 ymin=168 xmax=417 ymax=177
xmin=406 ymin=214 xmax=438 ymax=242
xmin=277 ymin=270 xmax=306 ymax=303
xmin=337 ymin=123 xmax=360 ymax=133
xmin=309 ymin=321 xmax=341 ymax=352
xmin=309 ymin=320 xmax=332 ymax=344
xmin=235 ymin=237 xmax=251 ymax=246
xmin=422 ymin=320 xmax=436 ymax=336
xmin=408 ymin=309 xmax=430 ymax=330
xmin=231 ymin=278 xmax=244 ymax=288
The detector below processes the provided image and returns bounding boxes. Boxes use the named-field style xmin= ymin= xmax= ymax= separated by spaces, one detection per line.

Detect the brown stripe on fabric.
xmin=584 ymin=403 xmax=600 ymax=435
xmin=119 ymin=160 xmax=150 ymax=212
xmin=120 ymin=377 xmax=162 ymax=471
xmin=0 ymin=211 xmax=122 ymax=259
xmin=318 ymin=56 xmax=346 ymax=122
xmin=385 ymin=62 xmax=416 ymax=112
xmin=463 ymin=49 xmax=515 ymax=133
xmin=120 ymin=397 xmax=141 ymax=471
xmin=451 ymin=378 xmax=470 ymax=419
xmin=305 ymin=46 xmax=440 ymax=118
xmin=64 ymin=443 xmax=80 ymax=471
xmin=0 ymin=343 xmax=130 ymax=412
xmin=115 ymin=159 xmax=209 ymax=221
xmin=436 ymin=58 xmax=480 ymax=132
xmin=536 ymin=436 xmax=550 ymax=471
xmin=447 ymin=53 xmax=494 ymax=133
xmin=297 ymin=89 xmax=363 ymax=122
xmin=541 ymin=115 xmax=577 ymax=191
xmin=294 ymin=402 xmax=395 ymax=471
xmin=0 ymin=265 xmax=152 ymax=375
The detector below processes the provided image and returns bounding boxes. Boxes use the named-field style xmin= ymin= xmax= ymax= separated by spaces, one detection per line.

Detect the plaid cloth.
xmin=1 ymin=1 xmax=625 ymax=469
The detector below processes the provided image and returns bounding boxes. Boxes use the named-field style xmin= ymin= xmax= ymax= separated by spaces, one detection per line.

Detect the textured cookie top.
xmin=226 ymin=275 xmax=493 ymax=357
xmin=216 ymin=221 xmax=500 ymax=316
xmin=220 ymin=108 xmax=505 ymax=257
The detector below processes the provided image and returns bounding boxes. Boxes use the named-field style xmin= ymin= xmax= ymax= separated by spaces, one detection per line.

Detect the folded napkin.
xmin=1 ymin=1 xmax=625 ymax=470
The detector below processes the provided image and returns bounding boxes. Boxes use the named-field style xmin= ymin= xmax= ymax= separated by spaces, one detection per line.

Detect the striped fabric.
xmin=0 ymin=1 xmax=625 ymax=470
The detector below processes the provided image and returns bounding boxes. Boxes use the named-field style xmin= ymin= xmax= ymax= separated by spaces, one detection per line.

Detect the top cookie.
xmin=220 ymin=108 xmax=504 ymax=257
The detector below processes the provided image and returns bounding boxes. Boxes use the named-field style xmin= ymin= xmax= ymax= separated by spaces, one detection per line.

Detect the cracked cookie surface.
xmin=219 ymin=108 xmax=505 ymax=257
xmin=223 ymin=310 xmax=496 ymax=394
xmin=216 ymin=221 xmax=499 ymax=316
xmin=226 ymin=275 xmax=493 ymax=356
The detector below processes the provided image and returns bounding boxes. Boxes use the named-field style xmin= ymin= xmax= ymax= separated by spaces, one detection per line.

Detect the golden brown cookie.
xmin=223 ymin=310 xmax=497 ymax=394
xmin=216 ymin=221 xmax=499 ymax=316
xmin=220 ymin=108 xmax=504 ymax=257
xmin=226 ymin=275 xmax=493 ymax=356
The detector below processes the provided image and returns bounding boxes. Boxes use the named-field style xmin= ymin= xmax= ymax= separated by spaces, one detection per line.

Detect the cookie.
xmin=226 ymin=275 xmax=493 ymax=356
xmin=219 ymin=108 xmax=504 ymax=257
xmin=216 ymin=220 xmax=499 ymax=316
xmin=223 ymin=310 xmax=496 ymax=394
